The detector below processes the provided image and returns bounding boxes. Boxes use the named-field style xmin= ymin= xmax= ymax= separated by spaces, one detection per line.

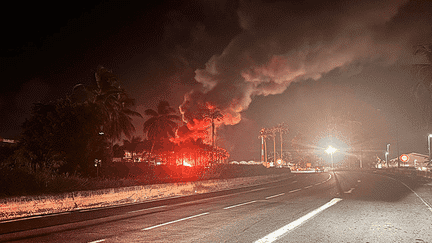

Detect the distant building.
xmin=0 ymin=137 xmax=16 ymax=144
xmin=389 ymin=152 xmax=429 ymax=170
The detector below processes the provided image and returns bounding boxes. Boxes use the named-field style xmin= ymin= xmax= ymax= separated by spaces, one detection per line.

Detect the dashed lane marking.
xmin=142 ymin=212 xmax=209 ymax=231
xmin=88 ymin=239 xmax=105 ymax=243
xmin=265 ymin=193 xmax=285 ymax=200
xmin=344 ymin=188 xmax=355 ymax=194
xmin=288 ymin=189 xmax=302 ymax=193
xmin=223 ymin=200 xmax=257 ymax=210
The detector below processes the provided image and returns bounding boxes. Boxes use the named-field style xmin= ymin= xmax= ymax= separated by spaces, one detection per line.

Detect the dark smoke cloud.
xmin=180 ymin=0 xmax=431 ymax=126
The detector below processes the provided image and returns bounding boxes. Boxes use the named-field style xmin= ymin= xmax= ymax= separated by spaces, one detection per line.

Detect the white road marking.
xmin=142 ymin=212 xmax=209 ymax=230
xmin=378 ymin=173 xmax=432 ymax=213
xmin=224 ymin=200 xmax=257 ymax=209
xmin=304 ymin=185 xmax=312 ymax=189
xmin=399 ymin=181 xmax=432 ymax=213
xmin=291 ymin=180 xmax=297 ymax=183
xmin=88 ymin=239 xmax=105 ymax=243
xmin=265 ymin=193 xmax=285 ymax=200
xmin=128 ymin=205 xmax=167 ymax=213
xmin=254 ymin=198 xmax=343 ymax=243
xmin=288 ymin=189 xmax=301 ymax=193
xmin=344 ymin=188 xmax=355 ymax=194
xmin=314 ymin=182 xmax=322 ymax=185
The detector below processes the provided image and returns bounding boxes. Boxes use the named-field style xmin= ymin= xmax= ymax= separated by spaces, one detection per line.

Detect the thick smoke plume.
xmin=180 ymin=0 xmax=431 ymax=126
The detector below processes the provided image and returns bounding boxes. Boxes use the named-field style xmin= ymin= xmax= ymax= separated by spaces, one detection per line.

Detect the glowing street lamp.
xmin=325 ymin=146 xmax=337 ymax=170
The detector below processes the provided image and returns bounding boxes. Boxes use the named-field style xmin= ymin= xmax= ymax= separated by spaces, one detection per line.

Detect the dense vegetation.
xmin=0 ymin=66 xmax=244 ymax=198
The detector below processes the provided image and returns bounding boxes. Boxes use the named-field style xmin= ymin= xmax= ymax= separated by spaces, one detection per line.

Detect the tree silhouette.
xmin=268 ymin=127 xmax=276 ymax=163
xmin=413 ymin=43 xmax=432 ymax=129
xmin=143 ymin=101 xmax=181 ymax=154
xmin=71 ymin=66 xmax=142 ymax=141
xmin=19 ymin=99 xmax=101 ymax=175
xmin=275 ymin=123 xmax=289 ymax=162
xmin=258 ymin=128 xmax=272 ymax=163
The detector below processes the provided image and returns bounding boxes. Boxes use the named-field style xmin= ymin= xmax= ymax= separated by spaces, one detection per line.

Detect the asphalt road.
xmin=2 ymin=170 xmax=432 ymax=242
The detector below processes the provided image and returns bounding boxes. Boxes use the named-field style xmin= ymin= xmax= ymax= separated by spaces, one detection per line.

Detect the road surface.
xmin=1 ymin=170 xmax=432 ymax=242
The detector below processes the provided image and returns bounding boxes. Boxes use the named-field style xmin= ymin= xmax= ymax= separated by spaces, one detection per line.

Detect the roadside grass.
xmin=0 ymin=164 xmax=290 ymax=199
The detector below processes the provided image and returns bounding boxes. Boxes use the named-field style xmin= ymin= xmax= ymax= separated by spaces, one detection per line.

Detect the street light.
xmin=326 ymin=146 xmax=337 ymax=170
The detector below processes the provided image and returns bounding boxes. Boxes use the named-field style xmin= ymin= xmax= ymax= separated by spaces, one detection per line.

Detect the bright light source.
xmin=325 ymin=146 xmax=337 ymax=154
xmin=183 ymin=160 xmax=192 ymax=167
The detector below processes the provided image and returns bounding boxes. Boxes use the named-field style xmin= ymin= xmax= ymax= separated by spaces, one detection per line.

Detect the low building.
xmin=390 ymin=152 xmax=430 ymax=170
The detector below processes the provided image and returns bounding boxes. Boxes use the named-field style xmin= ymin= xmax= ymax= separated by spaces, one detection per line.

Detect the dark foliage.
xmin=18 ymin=99 xmax=102 ymax=176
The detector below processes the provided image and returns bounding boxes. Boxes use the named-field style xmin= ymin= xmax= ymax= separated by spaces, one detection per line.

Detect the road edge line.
xmin=254 ymin=198 xmax=342 ymax=243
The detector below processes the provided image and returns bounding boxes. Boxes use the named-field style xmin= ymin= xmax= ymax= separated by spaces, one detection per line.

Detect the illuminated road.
xmin=2 ymin=170 xmax=432 ymax=242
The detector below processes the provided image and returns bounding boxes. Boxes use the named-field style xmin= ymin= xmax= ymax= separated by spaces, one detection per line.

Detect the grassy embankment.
xmin=0 ymin=164 xmax=290 ymax=199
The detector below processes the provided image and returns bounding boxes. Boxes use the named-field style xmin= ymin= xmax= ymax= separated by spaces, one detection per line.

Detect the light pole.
xmin=94 ymin=159 xmax=101 ymax=177
xmin=386 ymin=143 xmax=390 ymax=167
xmin=428 ymin=134 xmax=432 ymax=164
xmin=385 ymin=151 xmax=389 ymax=168
xmin=326 ymin=146 xmax=337 ymax=170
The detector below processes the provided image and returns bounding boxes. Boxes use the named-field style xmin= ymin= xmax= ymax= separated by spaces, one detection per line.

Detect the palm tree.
xmin=204 ymin=108 xmax=223 ymax=147
xmin=275 ymin=123 xmax=289 ymax=162
xmin=70 ymin=66 xmax=142 ymax=141
xmin=258 ymin=128 xmax=265 ymax=163
xmin=413 ymin=43 xmax=432 ymax=129
xmin=258 ymin=128 xmax=272 ymax=164
xmin=269 ymin=127 xmax=276 ymax=163
xmin=143 ymin=101 xmax=181 ymax=153
xmin=104 ymin=93 xmax=142 ymax=141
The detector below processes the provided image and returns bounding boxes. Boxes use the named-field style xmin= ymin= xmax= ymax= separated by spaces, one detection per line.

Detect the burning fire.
xmin=182 ymin=160 xmax=192 ymax=167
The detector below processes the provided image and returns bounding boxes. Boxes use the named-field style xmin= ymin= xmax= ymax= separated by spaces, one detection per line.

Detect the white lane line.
xmin=254 ymin=198 xmax=343 ymax=243
xmin=265 ymin=193 xmax=285 ymax=200
xmin=399 ymin=181 xmax=432 ymax=213
xmin=142 ymin=212 xmax=209 ymax=231
xmin=224 ymin=200 xmax=257 ymax=210
xmin=304 ymin=185 xmax=312 ymax=189
xmin=344 ymin=188 xmax=355 ymax=194
xmin=88 ymin=239 xmax=105 ymax=243
xmin=128 ymin=205 xmax=167 ymax=213
xmin=314 ymin=182 xmax=322 ymax=186
xmin=288 ymin=189 xmax=301 ymax=193
xmin=378 ymin=173 xmax=432 ymax=213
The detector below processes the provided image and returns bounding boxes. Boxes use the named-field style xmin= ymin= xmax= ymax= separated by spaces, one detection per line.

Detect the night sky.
xmin=1 ymin=0 xmax=431 ymax=161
